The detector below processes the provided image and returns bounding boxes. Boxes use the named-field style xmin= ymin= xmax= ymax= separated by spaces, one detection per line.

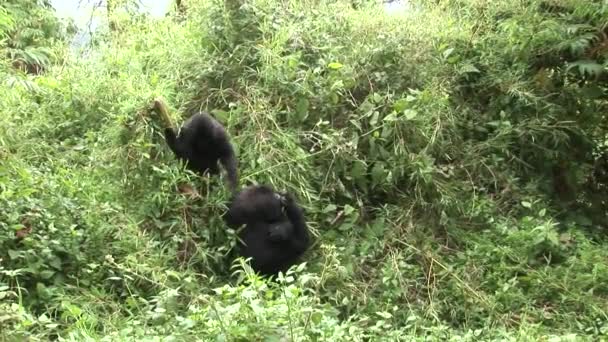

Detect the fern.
xmin=567 ymin=33 xmax=598 ymax=56
xmin=567 ymin=60 xmax=606 ymax=78
xmin=565 ymin=24 xmax=595 ymax=35
xmin=0 ymin=6 xmax=15 ymax=40
xmin=554 ymin=24 xmax=598 ymax=57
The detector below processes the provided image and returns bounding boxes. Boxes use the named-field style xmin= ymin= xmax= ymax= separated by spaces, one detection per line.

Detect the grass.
xmin=1 ymin=0 xmax=607 ymax=340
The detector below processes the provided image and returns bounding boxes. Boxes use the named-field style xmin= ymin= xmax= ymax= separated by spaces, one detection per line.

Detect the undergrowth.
xmin=1 ymin=0 xmax=607 ymax=340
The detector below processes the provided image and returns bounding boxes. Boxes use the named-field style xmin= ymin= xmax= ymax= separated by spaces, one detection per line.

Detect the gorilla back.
xmin=165 ymin=113 xmax=238 ymax=191
xmin=225 ymin=185 xmax=310 ymax=276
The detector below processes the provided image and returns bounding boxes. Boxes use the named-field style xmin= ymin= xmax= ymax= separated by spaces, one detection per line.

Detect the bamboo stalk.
xmin=151 ymin=97 xmax=175 ymax=129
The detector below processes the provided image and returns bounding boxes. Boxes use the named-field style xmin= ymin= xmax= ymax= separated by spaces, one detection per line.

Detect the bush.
xmin=1 ymin=0 xmax=607 ymax=340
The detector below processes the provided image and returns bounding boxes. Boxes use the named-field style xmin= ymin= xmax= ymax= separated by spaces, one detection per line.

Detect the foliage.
xmin=1 ymin=0 xmax=607 ymax=340
xmin=1 ymin=0 xmax=74 ymax=74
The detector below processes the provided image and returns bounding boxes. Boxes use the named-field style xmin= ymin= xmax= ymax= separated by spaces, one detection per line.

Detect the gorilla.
xmin=164 ymin=112 xmax=238 ymax=192
xmin=224 ymin=185 xmax=311 ymax=276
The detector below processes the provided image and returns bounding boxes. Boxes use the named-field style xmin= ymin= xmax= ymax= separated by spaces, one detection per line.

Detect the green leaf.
xmin=370 ymin=218 xmax=386 ymax=237
xmin=381 ymin=125 xmax=393 ymax=139
xmin=330 ymin=92 xmax=339 ymax=104
xmin=8 ymin=250 xmax=20 ymax=260
xmin=287 ymin=57 xmax=298 ymax=68
xmin=459 ymin=64 xmax=480 ymax=74
xmin=295 ymin=97 xmax=309 ymax=122
xmin=351 ymin=160 xmax=367 ymax=181
xmin=331 ymin=80 xmax=344 ymax=90
xmin=343 ymin=204 xmax=355 ymax=216
xmin=376 ymin=311 xmax=393 ymax=319
xmin=372 ymin=93 xmax=383 ymax=103
xmin=371 ymin=162 xmax=386 ymax=186
xmin=393 ymin=98 xmax=408 ymax=112
xmin=521 ymin=201 xmax=532 ymax=208
xmin=211 ymin=109 xmax=229 ymax=122
xmin=442 ymin=47 xmax=454 ymax=59
xmin=403 ymin=109 xmax=418 ymax=120
xmin=338 ymin=222 xmax=353 ymax=231
xmin=311 ymin=312 xmax=323 ymax=324
xmin=547 ymin=231 xmax=559 ymax=246
xmin=64 ymin=303 xmax=83 ymax=317
xmin=567 ymin=60 xmax=605 ymax=77
xmin=327 ymin=62 xmax=343 ymax=70
xmin=322 ymin=204 xmax=337 ymax=213
xmin=39 ymin=270 xmax=55 ymax=280
xmin=370 ymin=111 xmax=380 ymax=126
xmin=359 ymin=99 xmax=374 ymax=115
xmin=383 ymin=112 xmax=398 ymax=122
xmin=49 ymin=257 xmax=62 ymax=270
xmin=180 ymin=318 xmax=196 ymax=329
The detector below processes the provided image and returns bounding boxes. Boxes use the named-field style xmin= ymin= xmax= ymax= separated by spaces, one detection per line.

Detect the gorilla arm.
xmin=218 ymin=139 xmax=239 ymax=193
xmin=282 ymin=194 xmax=310 ymax=253
xmin=164 ymin=128 xmax=183 ymax=158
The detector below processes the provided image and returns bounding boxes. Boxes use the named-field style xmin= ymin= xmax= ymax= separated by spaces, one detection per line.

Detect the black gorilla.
xmin=224 ymin=185 xmax=311 ymax=276
xmin=164 ymin=112 xmax=238 ymax=192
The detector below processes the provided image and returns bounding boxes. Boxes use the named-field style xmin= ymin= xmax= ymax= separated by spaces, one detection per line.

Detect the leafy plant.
xmin=1 ymin=0 xmax=608 ymax=340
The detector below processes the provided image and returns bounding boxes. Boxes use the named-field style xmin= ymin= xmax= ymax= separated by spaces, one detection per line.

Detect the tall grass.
xmin=1 ymin=0 xmax=607 ymax=340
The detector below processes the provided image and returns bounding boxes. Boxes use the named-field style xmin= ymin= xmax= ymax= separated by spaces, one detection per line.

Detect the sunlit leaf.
xmin=328 ymin=62 xmax=343 ymax=70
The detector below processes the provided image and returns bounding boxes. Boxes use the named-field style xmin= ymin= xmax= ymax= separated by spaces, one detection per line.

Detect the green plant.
xmin=1 ymin=0 xmax=608 ymax=340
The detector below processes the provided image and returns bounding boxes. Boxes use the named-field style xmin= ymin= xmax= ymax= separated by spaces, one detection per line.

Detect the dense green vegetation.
xmin=1 ymin=0 xmax=607 ymax=340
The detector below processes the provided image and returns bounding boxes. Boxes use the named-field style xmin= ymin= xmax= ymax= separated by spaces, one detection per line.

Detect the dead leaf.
xmin=178 ymin=183 xmax=200 ymax=198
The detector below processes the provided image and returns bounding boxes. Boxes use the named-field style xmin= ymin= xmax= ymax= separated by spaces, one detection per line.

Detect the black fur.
xmin=225 ymin=185 xmax=311 ymax=276
xmin=165 ymin=112 xmax=238 ymax=191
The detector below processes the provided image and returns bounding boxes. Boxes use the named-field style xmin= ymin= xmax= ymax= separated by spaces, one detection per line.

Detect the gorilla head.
xmin=164 ymin=112 xmax=238 ymax=192
xmin=224 ymin=185 xmax=311 ymax=276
